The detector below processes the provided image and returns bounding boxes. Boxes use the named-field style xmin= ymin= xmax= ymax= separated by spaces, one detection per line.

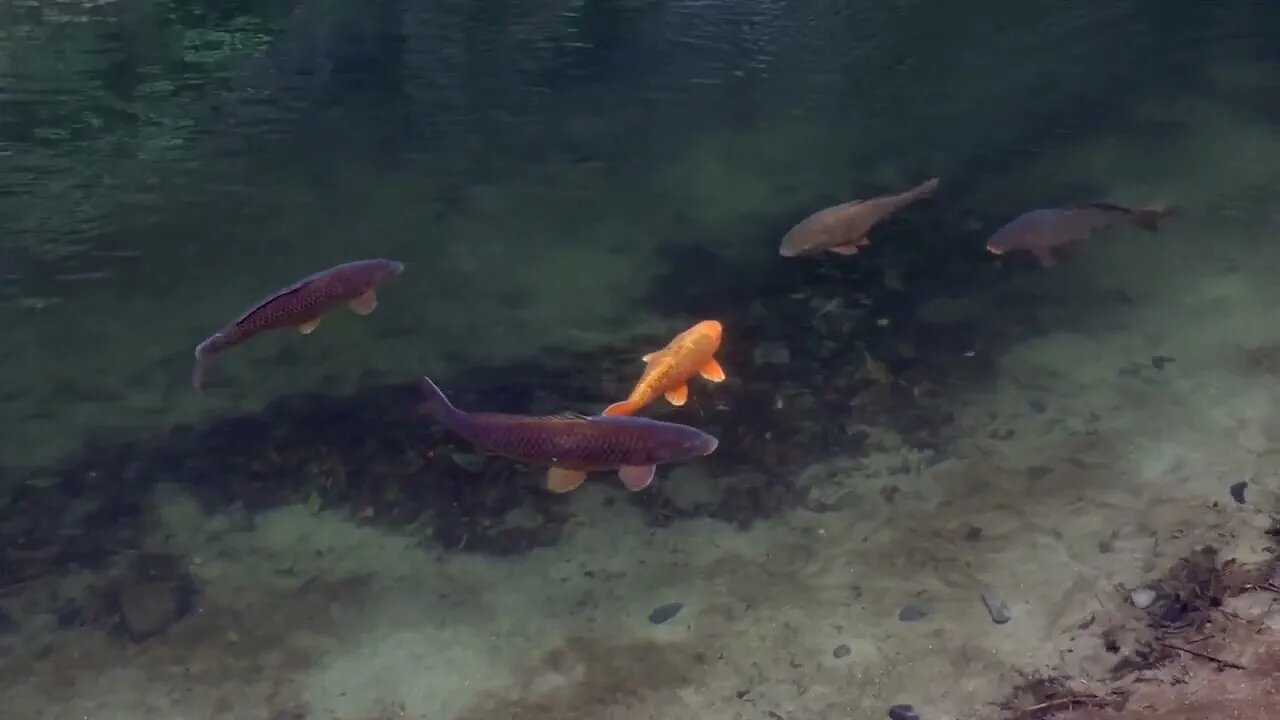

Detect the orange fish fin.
xmin=602 ymin=400 xmax=637 ymax=417
xmin=698 ymin=358 xmax=726 ymax=383
xmin=640 ymin=351 xmax=659 ymax=363
xmin=618 ymin=465 xmax=656 ymax=492
xmin=546 ymin=467 xmax=587 ymax=493
xmin=297 ymin=317 xmax=322 ymax=334
xmin=348 ymin=289 xmax=377 ymax=315
xmin=664 ymin=384 xmax=689 ymax=406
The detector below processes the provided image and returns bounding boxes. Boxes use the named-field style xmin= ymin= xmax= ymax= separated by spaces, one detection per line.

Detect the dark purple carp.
xmin=192 ymin=258 xmax=404 ymax=390
xmin=985 ymin=203 xmax=1171 ymax=267
xmin=418 ymin=376 xmax=719 ymax=493
xmin=778 ymin=177 xmax=940 ymax=257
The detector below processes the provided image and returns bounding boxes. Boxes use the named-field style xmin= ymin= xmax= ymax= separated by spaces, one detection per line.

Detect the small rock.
xmin=898 ymin=604 xmax=928 ymax=622
xmin=753 ymin=342 xmax=790 ymax=366
xmin=1150 ymin=355 xmax=1175 ymax=370
xmin=55 ymin=600 xmax=83 ymax=628
xmin=888 ymin=704 xmax=921 ymax=720
xmin=1027 ymin=399 xmax=1047 ymax=413
xmin=119 ymin=582 xmax=188 ymax=641
xmin=981 ymin=588 xmax=1012 ymax=624
xmin=1130 ymin=587 xmax=1157 ymax=610
xmin=648 ymin=602 xmax=683 ymax=625
xmin=1025 ymin=465 xmax=1054 ymax=482
xmin=448 ymin=451 xmax=486 ymax=473
xmin=1229 ymin=481 xmax=1248 ymax=505
xmin=832 ymin=643 xmax=851 ymax=658
xmin=963 ymin=525 xmax=983 ymax=542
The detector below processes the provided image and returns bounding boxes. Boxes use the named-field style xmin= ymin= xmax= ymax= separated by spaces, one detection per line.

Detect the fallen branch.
xmin=1158 ymin=641 xmax=1247 ymax=670
xmin=1016 ymin=694 xmax=1118 ymax=719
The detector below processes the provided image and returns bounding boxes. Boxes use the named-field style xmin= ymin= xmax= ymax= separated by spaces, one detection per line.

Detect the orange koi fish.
xmin=603 ymin=320 xmax=725 ymax=416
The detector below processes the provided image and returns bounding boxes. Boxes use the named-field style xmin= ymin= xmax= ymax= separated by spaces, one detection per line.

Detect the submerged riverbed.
xmin=3 ymin=2 xmax=1280 ymax=718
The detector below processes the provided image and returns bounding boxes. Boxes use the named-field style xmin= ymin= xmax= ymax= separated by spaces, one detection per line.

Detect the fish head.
xmin=664 ymin=425 xmax=719 ymax=459
xmin=777 ymin=228 xmax=809 ymax=257
xmin=984 ymin=228 xmax=1019 ymax=256
xmin=778 ymin=214 xmax=823 ymax=257
xmin=689 ymin=320 xmax=723 ymax=344
xmin=375 ymin=259 xmax=406 ymax=283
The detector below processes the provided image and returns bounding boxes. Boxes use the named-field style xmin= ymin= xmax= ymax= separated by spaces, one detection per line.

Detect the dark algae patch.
xmin=0 ymin=216 xmax=1043 ymax=589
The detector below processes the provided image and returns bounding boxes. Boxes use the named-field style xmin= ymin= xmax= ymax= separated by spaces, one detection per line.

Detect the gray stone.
xmin=753 ymin=342 xmax=790 ymax=365
xmin=888 ymin=704 xmax=921 ymax=720
xmin=981 ymin=588 xmax=1012 ymax=624
xmin=1130 ymin=587 xmax=1157 ymax=610
xmin=897 ymin=603 xmax=929 ymax=622
xmin=119 ymin=582 xmax=186 ymax=641
xmin=648 ymin=602 xmax=683 ymax=625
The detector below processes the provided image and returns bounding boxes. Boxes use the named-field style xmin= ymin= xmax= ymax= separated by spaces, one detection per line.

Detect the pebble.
xmin=897 ymin=604 xmax=929 ymax=622
xmin=1130 ymin=587 xmax=1157 ymax=610
xmin=648 ymin=602 xmax=683 ymax=625
xmin=832 ymin=643 xmax=851 ymax=658
xmin=119 ymin=581 xmax=187 ymax=641
xmin=1229 ymin=480 xmax=1248 ymax=505
xmin=753 ymin=342 xmax=791 ymax=366
xmin=981 ymin=588 xmax=1012 ymax=624
xmin=888 ymin=704 xmax=921 ymax=720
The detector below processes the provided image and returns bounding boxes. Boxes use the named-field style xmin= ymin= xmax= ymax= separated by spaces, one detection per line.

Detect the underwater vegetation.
xmin=0 ymin=201 xmax=1053 ymax=593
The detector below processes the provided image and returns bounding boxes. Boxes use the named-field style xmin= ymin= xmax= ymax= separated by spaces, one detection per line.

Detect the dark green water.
xmin=1 ymin=0 xmax=1272 ymax=472
xmin=4 ymin=2 xmax=1280 ymax=718
xmin=0 ymin=0 xmax=1273 ymax=535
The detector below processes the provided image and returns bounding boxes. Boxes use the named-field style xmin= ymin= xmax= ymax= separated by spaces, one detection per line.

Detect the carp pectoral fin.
xmin=1033 ymin=247 xmax=1058 ymax=268
xmin=641 ymin=351 xmax=658 ymax=363
xmin=546 ymin=467 xmax=587 ymax=493
xmin=297 ymin=317 xmax=322 ymax=334
xmin=664 ymin=384 xmax=689 ymax=406
xmin=698 ymin=358 xmax=726 ymax=383
xmin=828 ymin=239 xmax=865 ymax=256
xmin=348 ymin=290 xmax=378 ymax=315
xmin=618 ymin=465 xmax=656 ymax=492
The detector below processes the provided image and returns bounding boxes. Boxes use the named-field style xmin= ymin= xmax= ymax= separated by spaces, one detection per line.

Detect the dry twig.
xmin=1016 ymin=694 xmax=1118 ymax=718
xmin=1158 ymin=641 xmax=1247 ymax=670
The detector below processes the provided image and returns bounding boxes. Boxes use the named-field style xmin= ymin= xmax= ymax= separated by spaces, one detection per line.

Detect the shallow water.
xmin=3 ymin=2 xmax=1280 ymax=719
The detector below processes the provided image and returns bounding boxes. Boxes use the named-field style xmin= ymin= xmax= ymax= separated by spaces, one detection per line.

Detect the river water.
xmin=3 ymin=1 xmax=1280 ymax=719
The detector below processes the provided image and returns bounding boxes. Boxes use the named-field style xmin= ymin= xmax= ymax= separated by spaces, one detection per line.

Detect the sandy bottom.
xmin=6 ymin=199 xmax=1280 ymax=718
xmin=5 ymin=66 xmax=1280 ymax=720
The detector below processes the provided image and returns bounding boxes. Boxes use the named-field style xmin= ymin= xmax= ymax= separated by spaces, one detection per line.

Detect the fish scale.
xmin=191 ymin=258 xmax=403 ymax=390
xmin=420 ymin=376 xmax=718 ymax=492
xmin=603 ymin=320 xmax=725 ymax=416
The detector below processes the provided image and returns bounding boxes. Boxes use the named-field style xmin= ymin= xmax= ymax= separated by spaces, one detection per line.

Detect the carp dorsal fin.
xmin=1080 ymin=201 xmax=1132 ymax=214
xmin=532 ymin=411 xmax=592 ymax=422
